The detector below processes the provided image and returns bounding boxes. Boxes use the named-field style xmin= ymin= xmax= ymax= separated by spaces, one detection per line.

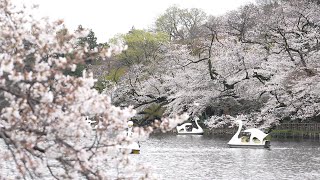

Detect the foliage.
xmin=112 ymin=29 xmax=169 ymax=66
xmin=94 ymin=67 xmax=126 ymax=93
xmin=76 ymin=25 xmax=109 ymax=51
xmin=105 ymin=67 xmax=126 ymax=82
xmin=63 ymin=63 xmax=86 ymax=77
xmin=140 ymin=103 xmax=166 ymax=126
xmin=73 ymin=26 xmax=110 ymax=78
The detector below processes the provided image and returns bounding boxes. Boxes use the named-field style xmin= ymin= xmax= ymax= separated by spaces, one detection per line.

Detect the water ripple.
xmin=134 ymin=135 xmax=320 ymax=180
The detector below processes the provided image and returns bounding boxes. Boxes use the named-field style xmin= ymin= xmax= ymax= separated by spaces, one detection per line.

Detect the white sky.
xmin=22 ymin=0 xmax=254 ymax=43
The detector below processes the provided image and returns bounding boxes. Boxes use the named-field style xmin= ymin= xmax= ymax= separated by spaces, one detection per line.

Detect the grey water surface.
xmin=131 ymin=134 xmax=320 ymax=180
xmin=1 ymin=134 xmax=319 ymax=180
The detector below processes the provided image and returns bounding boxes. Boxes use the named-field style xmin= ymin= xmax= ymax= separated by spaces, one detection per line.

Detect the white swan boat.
xmin=123 ymin=121 xmax=140 ymax=154
xmin=228 ymin=120 xmax=271 ymax=148
xmin=176 ymin=117 xmax=204 ymax=135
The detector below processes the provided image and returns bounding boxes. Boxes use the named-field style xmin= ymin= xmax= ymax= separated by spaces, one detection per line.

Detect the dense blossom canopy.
xmin=113 ymin=0 xmax=320 ymax=129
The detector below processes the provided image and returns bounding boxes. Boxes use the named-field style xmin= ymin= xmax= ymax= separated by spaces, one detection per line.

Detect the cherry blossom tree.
xmin=114 ymin=0 xmax=320 ymax=130
xmin=0 ymin=1 xmax=187 ymax=179
xmin=205 ymin=0 xmax=320 ymax=128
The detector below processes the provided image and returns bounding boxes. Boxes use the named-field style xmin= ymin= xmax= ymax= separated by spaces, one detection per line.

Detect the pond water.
xmin=1 ymin=134 xmax=319 ymax=179
xmin=131 ymin=134 xmax=320 ymax=180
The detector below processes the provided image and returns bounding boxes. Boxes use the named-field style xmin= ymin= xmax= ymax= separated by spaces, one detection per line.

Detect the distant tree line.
xmin=98 ymin=0 xmax=320 ymax=128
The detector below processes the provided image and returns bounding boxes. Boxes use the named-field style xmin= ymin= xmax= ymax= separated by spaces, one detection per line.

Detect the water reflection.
xmin=132 ymin=134 xmax=320 ymax=180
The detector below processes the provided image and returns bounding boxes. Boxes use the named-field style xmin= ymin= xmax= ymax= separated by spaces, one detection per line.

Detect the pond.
xmin=1 ymin=134 xmax=319 ymax=179
xmin=131 ymin=134 xmax=320 ymax=180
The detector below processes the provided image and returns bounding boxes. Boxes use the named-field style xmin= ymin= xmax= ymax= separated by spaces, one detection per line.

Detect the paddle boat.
xmin=228 ymin=120 xmax=271 ymax=148
xmin=176 ymin=117 xmax=204 ymax=135
xmin=124 ymin=121 xmax=140 ymax=154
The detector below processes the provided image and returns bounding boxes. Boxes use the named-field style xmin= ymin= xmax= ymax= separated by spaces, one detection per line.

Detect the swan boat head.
xmin=192 ymin=117 xmax=203 ymax=133
xmin=228 ymin=120 xmax=243 ymax=144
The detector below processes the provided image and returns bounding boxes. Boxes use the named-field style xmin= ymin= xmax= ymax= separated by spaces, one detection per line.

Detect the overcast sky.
xmin=22 ymin=0 xmax=254 ymax=42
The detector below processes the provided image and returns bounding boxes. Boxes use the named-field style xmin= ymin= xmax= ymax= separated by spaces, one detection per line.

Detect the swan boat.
xmin=123 ymin=121 xmax=140 ymax=154
xmin=176 ymin=117 xmax=204 ymax=135
xmin=228 ymin=120 xmax=271 ymax=148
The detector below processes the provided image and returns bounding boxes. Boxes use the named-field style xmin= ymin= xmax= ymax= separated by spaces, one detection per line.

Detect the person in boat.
xmin=187 ymin=124 xmax=193 ymax=132
xmin=240 ymin=132 xmax=250 ymax=142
